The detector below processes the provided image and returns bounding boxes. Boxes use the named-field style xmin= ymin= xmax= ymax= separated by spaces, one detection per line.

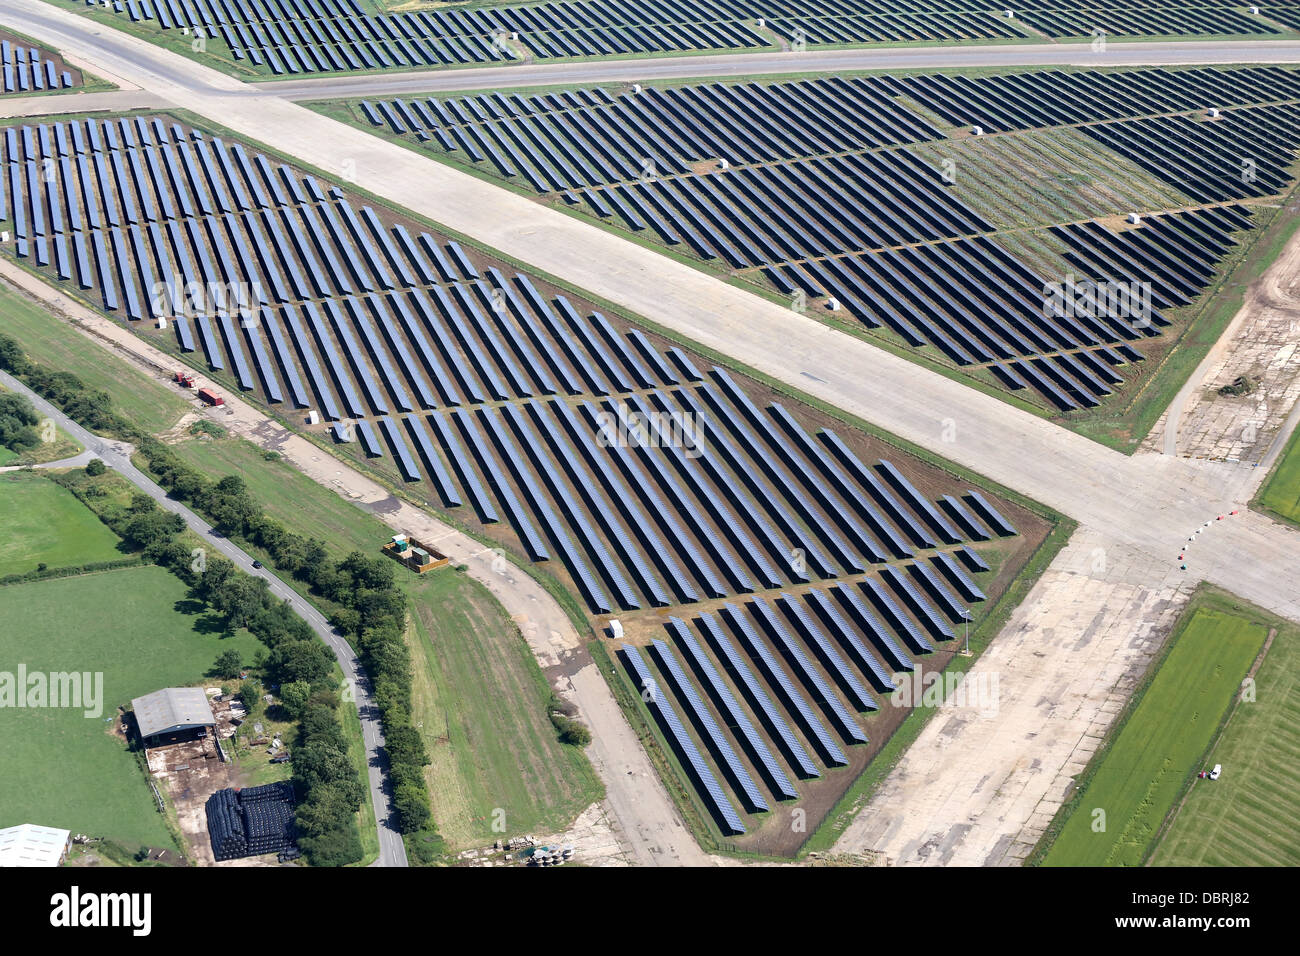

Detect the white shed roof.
xmin=0 ymin=824 xmax=70 ymax=867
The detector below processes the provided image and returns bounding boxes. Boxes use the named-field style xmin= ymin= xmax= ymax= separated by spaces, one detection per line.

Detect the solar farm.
xmin=0 ymin=31 xmax=82 ymax=94
xmin=54 ymin=1 xmax=1300 ymax=77
xmin=0 ymin=109 xmax=1048 ymax=851
xmin=341 ymin=64 xmax=1300 ymax=419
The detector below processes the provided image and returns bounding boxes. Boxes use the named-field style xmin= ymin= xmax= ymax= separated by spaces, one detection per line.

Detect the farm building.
xmin=0 ymin=823 xmax=70 ymax=867
xmin=131 ymin=687 xmax=216 ymax=746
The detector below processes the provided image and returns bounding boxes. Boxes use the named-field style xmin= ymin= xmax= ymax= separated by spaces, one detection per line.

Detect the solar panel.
xmin=650 ymin=638 xmax=769 ymax=813
xmin=721 ymin=602 xmax=847 ymax=766
xmin=619 ymin=644 xmax=746 ymax=835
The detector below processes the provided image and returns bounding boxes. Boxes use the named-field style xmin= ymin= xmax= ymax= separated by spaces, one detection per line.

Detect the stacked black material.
xmin=206 ymin=782 xmax=296 ymax=861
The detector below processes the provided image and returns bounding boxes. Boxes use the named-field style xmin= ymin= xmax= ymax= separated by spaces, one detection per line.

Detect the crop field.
xmin=1040 ymin=602 xmax=1267 ymax=867
xmin=1151 ymin=605 xmax=1300 ymax=867
xmin=344 ymin=63 xmax=1300 ymax=428
xmin=0 ymin=30 xmax=82 ymax=95
xmin=0 ymin=472 xmax=124 ymax=577
xmin=1256 ymin=424 xmax=1300 ymax=525
xmin=48 ymin=1 xmax=1300 ymax=79
xmin=0 ymin=564 xmax=266 ymax=849
xmin=0 ymin=108 xmax=1050 ymax=853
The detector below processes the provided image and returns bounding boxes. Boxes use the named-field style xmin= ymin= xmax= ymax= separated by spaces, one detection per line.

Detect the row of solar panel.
xmin=587 ymin=149 xmax=991 ymax=267
xmin=760 ymin=11 xmax=1025 ymax=44
xmin=1081 ymin=104 xmax=1300 ymax=204
xmin=1 ymin=40 xmax=77 ymax=94
xmin=80 ymin=0 xmax=767 ymax=73
xmin=303 ymin=382 xmax=1012 ymax=614
xmin=881 ymin=66 xmax=1300 ymax=133
xmin=773 ymin=203 xmax=1253 ymax=412
xmin=619 ymin=556 xmax=988 ymax=830
xmin=1014 ymin=6 xmax=1281 ymax=39
xmin=365 ymin=77 xmax=942 ymax=192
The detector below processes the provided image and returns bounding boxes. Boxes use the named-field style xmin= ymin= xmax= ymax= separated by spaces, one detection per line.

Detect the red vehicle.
xmin=173 ymin=371 xmax=195 ymax=388
xmin=197 ymin=388 xmax=225 ymax=407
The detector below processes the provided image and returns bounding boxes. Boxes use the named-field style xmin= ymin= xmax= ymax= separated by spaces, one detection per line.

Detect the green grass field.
xmin=1257 ymin=425 xmax=1300 ymax=525
xmin=1041 ymin=603 xmax=1267 ymax=866
xmin=0 ymin=284 xmax=189 ymax=435
xmin=407 ymin=568 xmax=603 ymax=850
xmin=168 ymin=436 xmax=388 ymax=551
xmin=1151 ymin=610 xmax=1300 ymax=866
xmin=0 ymin=565 xmax=266 ymax=848
xmin=0 ymin=472 xmax=124 ymax=577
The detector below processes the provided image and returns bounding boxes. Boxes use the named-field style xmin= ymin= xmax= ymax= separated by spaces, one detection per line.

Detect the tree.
xmin=279 ymin=680 xmax=312 ymax=719
xmin=0 ymin=392 xmax=40 ymax=453
xmin=385 ymin=726 xmax=429 ymax=769
xmin=393 ymin=783 xmax=431 ymax=833
xmin=239 ymin=679 xmax=261 ymax=714
xmin=0 ymin=334 xmax=30 ymax=374
xmin=85 ymin=458 xmax=106 ymax=477
xmin=122 ymin=510 xmax=185 ymax=551
xmin=212 ymin=574 xmax=269 ymax=629
xmin=267 ymin=640 xmax=333 ymax=686
xmin=214 ymin=649 xmax=243 ymax=679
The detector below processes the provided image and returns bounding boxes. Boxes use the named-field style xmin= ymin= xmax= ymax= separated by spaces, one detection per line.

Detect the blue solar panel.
xmin=666 ymin=618 xmax=798 ymax=800
xmin=721 ymin=602 xmax=848 ymax=766
xmin=650 ymin=638 xmax=769 ymax=813
xmin=931 ymin=551 xmax=986 ymax=603
xmin=620 ymin=644 xmax=746 ymax=835
xmin=377 ymin=415 xmax=421 ymax=481
xmin=776 ymin=593 xmax=878 ymax=712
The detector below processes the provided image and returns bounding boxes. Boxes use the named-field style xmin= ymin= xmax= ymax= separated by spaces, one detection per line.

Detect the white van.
xmin=1209 ymin=764 xmax=1222 ymax=780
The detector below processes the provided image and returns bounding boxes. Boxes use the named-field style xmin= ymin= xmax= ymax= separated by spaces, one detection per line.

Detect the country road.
xmin=0 ymin=368 xmax=410 ymax=868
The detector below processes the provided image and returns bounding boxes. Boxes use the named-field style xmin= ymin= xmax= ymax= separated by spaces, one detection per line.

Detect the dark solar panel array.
xmin=1 ymin=39 xmax=77 ymax=94
xmin=620 ymin=643 xmax=747 ymax=835
xmin=0 ymin=114 xmax=1019 ymax=621
xmin=644 ymin=552 xmax=997 ymax=824
xmin=365 ymin=66 xmax=1291 ymax=412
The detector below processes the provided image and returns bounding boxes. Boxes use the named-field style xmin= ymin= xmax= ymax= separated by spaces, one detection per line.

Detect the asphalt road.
xmin=0 ymin=368 xmax=410 ymax=868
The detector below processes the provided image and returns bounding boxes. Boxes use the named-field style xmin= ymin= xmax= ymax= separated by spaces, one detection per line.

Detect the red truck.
xmin=197 ymin=388 xmax=225 ymax=407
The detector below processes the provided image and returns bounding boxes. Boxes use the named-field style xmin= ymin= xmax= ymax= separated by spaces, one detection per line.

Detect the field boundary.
xmin=1025 ymin=583 xmax=1271 ymax=866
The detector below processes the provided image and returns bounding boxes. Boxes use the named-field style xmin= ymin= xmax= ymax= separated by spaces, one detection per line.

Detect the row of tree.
xmin=136 ymin=437 xmax=434 ymax=836
xmin=0 ymin=336 xmax=137 ymax=439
